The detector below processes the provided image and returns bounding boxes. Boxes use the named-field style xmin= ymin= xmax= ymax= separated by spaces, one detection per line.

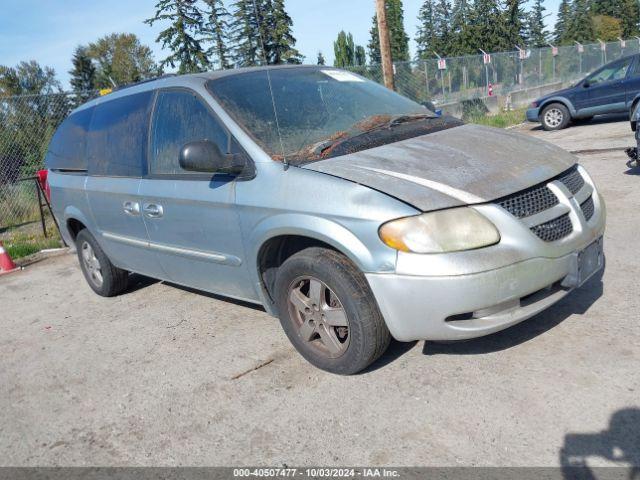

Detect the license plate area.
xmin=564 ymin=237 xmax=604 ymax=288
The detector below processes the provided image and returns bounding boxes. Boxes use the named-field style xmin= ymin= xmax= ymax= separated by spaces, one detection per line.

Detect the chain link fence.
xmin=2 ymin=38 xmax=638 ymax=232
xmin=0 ymin=92 xmax=97 ymax=231
xmin=347 ymin=38 xmax=640 ymax=112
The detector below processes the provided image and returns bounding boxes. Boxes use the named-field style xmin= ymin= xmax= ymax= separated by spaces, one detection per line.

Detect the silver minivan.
xmin=47 ymin=66 xmax=606 ymax=374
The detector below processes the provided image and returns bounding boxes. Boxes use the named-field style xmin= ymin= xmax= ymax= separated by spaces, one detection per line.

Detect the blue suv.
xmin=527 ymin=54 xmax=640 ymax=130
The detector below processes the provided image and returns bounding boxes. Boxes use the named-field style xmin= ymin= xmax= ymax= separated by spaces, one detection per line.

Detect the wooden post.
xmin=376 ymin=0 xmax=395 ymax=91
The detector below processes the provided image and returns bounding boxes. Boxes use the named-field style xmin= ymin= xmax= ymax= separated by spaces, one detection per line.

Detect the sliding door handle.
xmin=143 ymin=203 xmax=164 ymax=218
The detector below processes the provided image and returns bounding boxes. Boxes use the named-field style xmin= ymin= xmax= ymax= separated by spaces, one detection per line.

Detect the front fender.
xmin=540 ymin=97 xmax=577 ymax=117
xmin=249 ymin=213 xmax=397 ymax=275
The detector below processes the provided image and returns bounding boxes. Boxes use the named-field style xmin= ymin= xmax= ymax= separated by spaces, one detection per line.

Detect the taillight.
xmin=36 ymin=169 xmax=51 ymax=202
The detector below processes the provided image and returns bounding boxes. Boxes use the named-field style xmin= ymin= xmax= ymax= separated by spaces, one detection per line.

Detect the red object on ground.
xmin=488 ymin=83 xmax=494 ymax=97
xmin=37 ymin=169 xmax=51 ymax=202
xmin=0 ymin=241 xmax=20 ymax=275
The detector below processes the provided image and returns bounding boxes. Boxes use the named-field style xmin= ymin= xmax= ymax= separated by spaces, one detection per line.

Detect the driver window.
xmin=150 ymin=90 xmax=229 ymax=175
xmin=588 ymin=59 xmax=632 ymax=85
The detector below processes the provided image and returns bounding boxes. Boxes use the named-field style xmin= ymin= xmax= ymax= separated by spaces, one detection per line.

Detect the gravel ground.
xmin=1 ymin=117 xmax=639 ymax=468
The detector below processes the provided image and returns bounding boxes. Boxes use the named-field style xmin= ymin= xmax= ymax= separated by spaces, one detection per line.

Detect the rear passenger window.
xmin=87 ymin=91 xmax=153 ymax=177
xmin=150 ymin=90 xmax=229 ymax=175
xmin=46 ymin=107 xmax=94 ymax=172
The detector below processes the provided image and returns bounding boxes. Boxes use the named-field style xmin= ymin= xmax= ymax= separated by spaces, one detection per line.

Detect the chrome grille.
xmin=497 ymin=184 xmax=559 ymax=218
xmin=581 ymin=196 xmax=595 ymax=221
xmin=558 ymin=167 xmax=585 ymax=194
xmin=530 ymin=213 xmax=574 ymax=242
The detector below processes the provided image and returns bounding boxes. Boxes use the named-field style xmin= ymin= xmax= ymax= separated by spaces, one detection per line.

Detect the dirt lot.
xmin=1 ymin=117 xmax=639 ymax=468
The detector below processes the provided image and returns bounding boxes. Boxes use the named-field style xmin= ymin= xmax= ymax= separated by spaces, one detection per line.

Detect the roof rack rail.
xmin=113 ymin=74 xmax=178 ymax=92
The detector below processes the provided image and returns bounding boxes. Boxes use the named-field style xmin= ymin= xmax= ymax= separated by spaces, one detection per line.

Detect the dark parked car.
xmin=527 ymin=54 xmax=640 ymax=130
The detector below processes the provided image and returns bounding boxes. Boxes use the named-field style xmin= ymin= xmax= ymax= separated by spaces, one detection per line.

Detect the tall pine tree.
xmin=433 ymin=0 xmax=454 ymax=56
xmin=230 ymin=0 xmax=262 ymax=66
xmin=69 ymin=46 xmax=96 ymax=101
xmin=502 ymin=0 xmax=527 ymax=49
xmin=268 ymin=0 xmax=303 ymax=64
xmin=554 ymin=0 xmax=572 ymax=44
xmin=368 ymin=0 xmax=410 ymax=64
xmin=416 ymin=0 xmax=438 ymax=59
xmin=145 ymin=0 xmax=209 ymax=73
xmin=466 ymin=0 xmax=503 ymax=52
xmin=203 ymin=0 xmax=232 ymax=69
xmin=565 ymin=0 xmax=595 ymax=43
xmin=527 ymin=0 xmax=548 ymax=48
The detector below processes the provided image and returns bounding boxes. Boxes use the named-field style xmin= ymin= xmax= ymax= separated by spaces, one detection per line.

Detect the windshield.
xmin=206 ymin=67 xmax=436 ymax=164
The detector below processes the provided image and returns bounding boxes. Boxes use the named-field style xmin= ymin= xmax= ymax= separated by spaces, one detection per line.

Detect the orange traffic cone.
xmin=0 ymin=241 xmax=20 ymax=275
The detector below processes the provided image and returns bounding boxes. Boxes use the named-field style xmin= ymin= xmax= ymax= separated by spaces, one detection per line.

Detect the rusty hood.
xmin=301 ymin=124 xmax=577 ymax=211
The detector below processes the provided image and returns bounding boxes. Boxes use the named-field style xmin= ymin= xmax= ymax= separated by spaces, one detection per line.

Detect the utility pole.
xmin=375 ymin=0 xmax=395 ymax=91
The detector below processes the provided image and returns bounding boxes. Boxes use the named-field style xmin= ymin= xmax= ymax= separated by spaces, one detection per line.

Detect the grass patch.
xmin=468 ymin=108 xmax=527 ymax=129
xmin=2 ymin=227 xmax=62 ymax=260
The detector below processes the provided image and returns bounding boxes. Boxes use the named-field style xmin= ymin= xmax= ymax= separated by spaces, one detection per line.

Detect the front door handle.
xmin=143 ymin=203 xmax=164 ymax=218
xmin=123 ymin=201 xmax=140 ymax=216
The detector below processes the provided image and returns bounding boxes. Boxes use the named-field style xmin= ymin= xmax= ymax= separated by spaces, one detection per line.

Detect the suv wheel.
xmin=274 ymin=247 xmax=391 ymax=375
xmin=541 ymin=103 xmax=570 ymax=131
xmin=76 ymin=229 xmax=128 ymax=297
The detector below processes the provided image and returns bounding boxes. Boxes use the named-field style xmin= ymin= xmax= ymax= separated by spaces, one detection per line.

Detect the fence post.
xmin=423 ymin=62 xmax=430 ymax=97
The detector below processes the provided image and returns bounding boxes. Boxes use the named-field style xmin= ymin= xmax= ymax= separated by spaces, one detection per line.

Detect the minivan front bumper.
xmin=526 ymin=107 xmax=541 ymax=122
xmin=366 ymin=167 xmax=606 ymax=342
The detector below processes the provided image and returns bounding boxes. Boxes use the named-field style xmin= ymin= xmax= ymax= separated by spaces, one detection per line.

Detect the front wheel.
xmin=541 ymin=103 xmax=571 ymax=131
xmin=274 ymin=247 xmax=391 ymax=375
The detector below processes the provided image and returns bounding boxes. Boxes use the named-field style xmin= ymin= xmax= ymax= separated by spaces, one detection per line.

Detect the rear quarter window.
xmin=87 ymin=91 xmax=154 ymax=177
xmin=45 ymin=107 xmax=94 ymax=172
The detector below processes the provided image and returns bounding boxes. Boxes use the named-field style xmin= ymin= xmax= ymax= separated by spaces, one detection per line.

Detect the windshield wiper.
xmin=311 ymin=113 xmax=437 ymax=157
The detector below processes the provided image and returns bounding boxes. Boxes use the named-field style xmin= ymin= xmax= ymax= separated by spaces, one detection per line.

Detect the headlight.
xmin=379 ymin=207 xmax=500 ymax=254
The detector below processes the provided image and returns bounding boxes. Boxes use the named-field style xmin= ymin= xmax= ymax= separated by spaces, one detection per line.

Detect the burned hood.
xmin=301 ymin=124 xmax=577 ymax=211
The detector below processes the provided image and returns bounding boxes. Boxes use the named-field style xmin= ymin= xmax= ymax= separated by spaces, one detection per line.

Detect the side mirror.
xmin=178 ymin=140 xmax=247 ymax=175
xmin=583 ymin=80 xmax=590 ymax=88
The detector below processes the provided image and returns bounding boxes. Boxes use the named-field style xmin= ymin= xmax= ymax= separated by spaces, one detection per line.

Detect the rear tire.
xmin=541 ymin=103 xmax=571 ymax=131
xmin=76 ymin=229 xmax=128 ymax=297
xmin=274 ymin=247 xmax=391 ymax=375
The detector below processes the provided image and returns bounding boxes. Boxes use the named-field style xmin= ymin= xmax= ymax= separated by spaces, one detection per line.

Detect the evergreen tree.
xmin=203 ymin=0 xmax=232 ymax=69
xmin=450 ymin=0 xmax=473 ymax=54
xmin=466 ymin=0 xmax=503 ymax=52
xmin=620 ymin=0 xmax=640 ymax=37
xmin=230 ymin=0 xmax=262 ymax=66
xmin=334 ymin=31 xmax=356 ymax=67
xmin=416 ymin=0 xmax=438 ymax=59
xmin=69 ymin=46 xmax=96 ymax=100
xmin=268 ymin=0 xmax=304 ymax=64
xmin=554 ymin=0 xmax=572 ymax=44
xmin=145 ymin=0 xmax=209 ymax=73
xmin=527 ymin=0 xmax=548 ymax=48
xmin=317 ymin=51 xmax=326 ymax=65
xmin=368 ymin=0 xmax=410 ymax=64
xmin=502 ymin=0 xmax=527 ymax=49
xmin=355 ymin=46 xmax=367 ymax=66
xmin=433 ymin=0 xmax=453 ymax=56
xmin=565 ymin=0 xmax=595 ymax=43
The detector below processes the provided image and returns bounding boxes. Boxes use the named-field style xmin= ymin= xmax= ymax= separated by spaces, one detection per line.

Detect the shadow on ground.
xmin=422 ymin=270 xmax=603 ymax=356
xmin=560 ymin=408 xmax=640 ymax=479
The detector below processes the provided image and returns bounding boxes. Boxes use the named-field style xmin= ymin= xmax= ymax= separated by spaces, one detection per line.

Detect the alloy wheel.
xmin=287 ymin=276 xmax=350 ymax=358
xmin=544 ymin=108 xmax=564 ymax=128
xmin=81 ymin=241 xmax=103 ymax=288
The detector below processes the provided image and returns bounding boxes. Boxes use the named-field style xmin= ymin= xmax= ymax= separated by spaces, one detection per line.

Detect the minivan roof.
xmin=74 ymin=65 xmax=334 ymax=114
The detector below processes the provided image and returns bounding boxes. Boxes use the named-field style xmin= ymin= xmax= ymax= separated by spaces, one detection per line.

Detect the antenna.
xmin=251 ymin=0 xmax=288 ymax=168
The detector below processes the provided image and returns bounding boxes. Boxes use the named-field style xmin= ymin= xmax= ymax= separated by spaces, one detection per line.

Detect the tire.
xmin=631 ymin=102 xmax=640 ymax=132
xmin=76 ymin=229 xmax=128 ymax=297
xmin=541 ymin=103 xmax=571 ymax=131
xmin=274 ymin=247 xmax=391 ymax=375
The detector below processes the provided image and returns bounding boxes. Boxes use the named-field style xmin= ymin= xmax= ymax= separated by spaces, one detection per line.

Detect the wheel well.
xmin=257 ymin=235 xmax=338 ymax=307
xmin=66 ymin=218 xmax=86 ymax=241
xmin=540 ymin=100 xmax=570 ymax=113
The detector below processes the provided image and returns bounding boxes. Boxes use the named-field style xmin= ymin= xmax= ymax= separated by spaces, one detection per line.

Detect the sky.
xmin=0 ymin=0 xmax=561 ymax=88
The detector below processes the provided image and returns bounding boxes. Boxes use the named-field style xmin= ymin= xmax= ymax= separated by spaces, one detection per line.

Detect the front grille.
xmin=530 ymin=213 xmax=574 ymax=242
xmin=558 ymin=167 xmax=585 ymax=194
xmin=498 ymin=184 xmax=559 ymax=218
xmin=581 ymin=196 xmax=595 ymax=221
